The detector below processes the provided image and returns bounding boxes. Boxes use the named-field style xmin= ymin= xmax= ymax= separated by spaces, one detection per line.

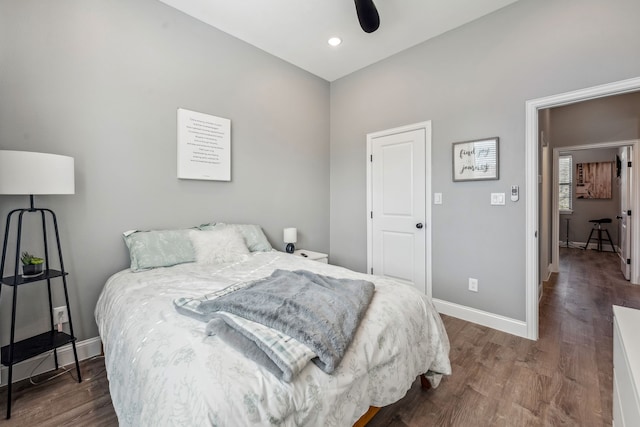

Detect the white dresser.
xmin=613 ymin=305 xmax=640 ymax=426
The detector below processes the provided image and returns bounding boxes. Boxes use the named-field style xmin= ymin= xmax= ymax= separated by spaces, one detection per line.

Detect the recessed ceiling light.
xmin=328 ymin=37 xmax=342 ymax=47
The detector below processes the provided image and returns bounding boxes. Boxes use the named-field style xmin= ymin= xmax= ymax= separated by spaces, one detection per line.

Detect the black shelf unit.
xmin=1 ymin=269 xmax=66 ymax=286
xmin=0 ymin=330 xmax=75 ymax=366
xmin=0 ymin=199 xmax=81 ymax=419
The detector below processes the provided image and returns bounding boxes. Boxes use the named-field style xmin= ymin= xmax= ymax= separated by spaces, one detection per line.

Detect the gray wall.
xmin=550 ymin=92 xmax=640 ymax=148
xmin=329 ymin=0 xmax=640 ymax=321
xmin=0 ymin=0 xmax=330 ymax=343
xmin=549 ymin=91 xmax=640 ymax=250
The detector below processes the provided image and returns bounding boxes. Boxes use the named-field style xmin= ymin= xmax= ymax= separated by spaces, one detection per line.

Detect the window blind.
xmin=559 ymin=155 xmax=572 ymax=211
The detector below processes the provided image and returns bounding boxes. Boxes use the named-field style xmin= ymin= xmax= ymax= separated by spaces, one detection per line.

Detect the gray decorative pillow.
xmin=198 ymin=223 xmax=273 ymax=252
xmin=123 ymin=229 xmax=195 ymax=272
xmin=189 ymin=228 xmax=250 ymax=264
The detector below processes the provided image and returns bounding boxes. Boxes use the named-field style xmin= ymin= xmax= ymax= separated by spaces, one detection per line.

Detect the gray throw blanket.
xmin=175 ymin=269 xmax=375 ymax=380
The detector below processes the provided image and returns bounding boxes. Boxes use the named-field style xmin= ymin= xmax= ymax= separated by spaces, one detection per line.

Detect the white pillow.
xmin=189 ymin=228 xmax=250 ymax=265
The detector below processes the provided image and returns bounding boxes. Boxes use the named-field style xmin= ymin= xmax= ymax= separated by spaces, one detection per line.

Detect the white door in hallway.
xmin=619 ymin=146 xmax=632 ymax=280
xmin=370 ymin=128 xmax=426 ymax=293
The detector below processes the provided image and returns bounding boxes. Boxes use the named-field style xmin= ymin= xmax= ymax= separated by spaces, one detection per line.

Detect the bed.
xmin=95 ymin=225 xmax=451 ymax=426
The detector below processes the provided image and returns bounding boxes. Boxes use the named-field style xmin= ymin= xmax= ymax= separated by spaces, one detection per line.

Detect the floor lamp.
xmin=0 ymin=150 xmax=82 ymax=419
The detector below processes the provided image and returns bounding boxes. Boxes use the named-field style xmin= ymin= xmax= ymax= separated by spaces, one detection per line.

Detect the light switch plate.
xmin=434 ymin=193 xmax=442 ymax=205
xmin=491 ymin=193 xmax=506 ymax=205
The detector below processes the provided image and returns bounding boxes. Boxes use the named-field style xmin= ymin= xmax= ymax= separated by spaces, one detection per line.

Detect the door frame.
xmin=366 ymin=121 xmax=432 ymax=297
xmin=525 ymin=76 xmax=640 ymax=340
xmin=551 ymin=141 xmax=640 ymax=277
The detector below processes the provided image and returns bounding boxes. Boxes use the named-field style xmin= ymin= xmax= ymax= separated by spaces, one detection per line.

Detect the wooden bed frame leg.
xmin=353 ymin=407 xmax=380 ymax=427
xmin=353 ymin=375 xmax=431 ymax=426
xmin=420 ymin=373 xmax=432 ymax=390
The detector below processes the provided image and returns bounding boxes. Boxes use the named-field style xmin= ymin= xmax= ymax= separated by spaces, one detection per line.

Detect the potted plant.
xmin=21 ymin=251 xmax=44 ymax=277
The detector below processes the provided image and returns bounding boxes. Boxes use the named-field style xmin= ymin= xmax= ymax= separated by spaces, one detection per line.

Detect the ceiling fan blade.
xmin=354 ymin=0 xmax=380 ymax=33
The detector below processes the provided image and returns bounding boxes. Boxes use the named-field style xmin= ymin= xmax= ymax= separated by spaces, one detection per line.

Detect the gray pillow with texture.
xmin=123 ymin=229 xmax=195 ymax=272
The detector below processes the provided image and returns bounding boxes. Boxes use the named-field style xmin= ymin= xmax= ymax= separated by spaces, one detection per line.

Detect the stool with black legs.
xmin=583 ymin=218 xmax=615 ymax=252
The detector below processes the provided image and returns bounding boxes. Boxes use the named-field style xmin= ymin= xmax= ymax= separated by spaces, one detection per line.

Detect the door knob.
xmin=416 ymin=223 xmax=423 ymax=229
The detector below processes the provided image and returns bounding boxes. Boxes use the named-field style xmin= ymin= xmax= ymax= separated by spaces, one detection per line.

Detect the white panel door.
xmin=371 ymin=129 xmax=426 ymax=293
xmin=620 ymin=146 xmax=632 ymax=280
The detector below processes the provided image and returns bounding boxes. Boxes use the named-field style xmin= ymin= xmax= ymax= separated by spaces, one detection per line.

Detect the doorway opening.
xmin=549 ymin=142 xmax=637 ymax=283
xmin=525 ymin=76 xmax=640 ymax=340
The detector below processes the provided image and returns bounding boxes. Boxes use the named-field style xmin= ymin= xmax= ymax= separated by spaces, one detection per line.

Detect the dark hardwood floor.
xmin=0 ymin=355 xmax=116 ymax=426
xmin=369 ymin=248 xmax=640 ymax=426
xmin=1 ymin=247 xmax=639 ymax=426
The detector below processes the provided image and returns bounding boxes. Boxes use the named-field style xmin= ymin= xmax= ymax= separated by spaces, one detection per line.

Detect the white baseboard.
xmin=543 ymin=264 xmax=553 ymax=282
xmin=539 ymin=262 xmax=553 ymax=303
xmin=433 ymin=298 xmax=528 ymax=339
xmin=0 ymin=336 xmax=102 ymax=387
xmin=539 ymin=283 xmax=544 ymax=302
xmin=558 ymin=241 xmax=585 ymax=249
xmin=560 ymin=241 xmax=617 ymax=252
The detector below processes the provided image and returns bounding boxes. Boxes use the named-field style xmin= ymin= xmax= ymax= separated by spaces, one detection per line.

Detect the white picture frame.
xmin=177 ymin=108 xmax=231 ymax=181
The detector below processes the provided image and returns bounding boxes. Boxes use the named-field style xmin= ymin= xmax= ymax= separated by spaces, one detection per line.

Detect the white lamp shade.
xmin=0 ymin=150 xmax=75 ymax=195
xmin=283 ymin=227 xmax=297 ymax=244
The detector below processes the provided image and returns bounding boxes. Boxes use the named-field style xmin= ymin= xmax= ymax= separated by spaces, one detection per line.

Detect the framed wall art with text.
xmin=452 ymin=137 xmax=499 ymax=182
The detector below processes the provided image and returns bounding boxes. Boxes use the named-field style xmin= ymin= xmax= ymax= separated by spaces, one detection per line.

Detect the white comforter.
xmin=95 ymin=251 xmax=451 ymax=426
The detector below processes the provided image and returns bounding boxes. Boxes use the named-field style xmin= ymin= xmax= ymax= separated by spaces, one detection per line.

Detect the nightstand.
xmin=293 ymin=249 xmax=328 ymax=264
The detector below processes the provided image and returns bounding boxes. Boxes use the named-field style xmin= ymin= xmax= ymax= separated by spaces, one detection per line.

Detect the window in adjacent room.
xmin=559 ymin=154 xmax=573 ymax=212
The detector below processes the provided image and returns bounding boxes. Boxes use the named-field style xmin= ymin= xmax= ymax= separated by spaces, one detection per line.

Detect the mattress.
xmin=95 ymin=251 xmax=451 ymax=426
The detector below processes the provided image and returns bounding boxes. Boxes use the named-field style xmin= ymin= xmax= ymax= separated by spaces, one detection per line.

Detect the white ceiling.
xmin=157 ymin=0 xmax=520 ymax=82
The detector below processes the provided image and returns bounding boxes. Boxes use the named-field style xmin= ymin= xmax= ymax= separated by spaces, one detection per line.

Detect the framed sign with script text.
xmin=452 ymin=137 xmax=499 ymax=182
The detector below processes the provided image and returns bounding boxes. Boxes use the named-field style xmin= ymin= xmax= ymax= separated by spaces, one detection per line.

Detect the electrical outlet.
xmin=53 ymin=306 xmax=69 ymax=324
xmin=468 ymin=278 xmax=478 ymax=292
